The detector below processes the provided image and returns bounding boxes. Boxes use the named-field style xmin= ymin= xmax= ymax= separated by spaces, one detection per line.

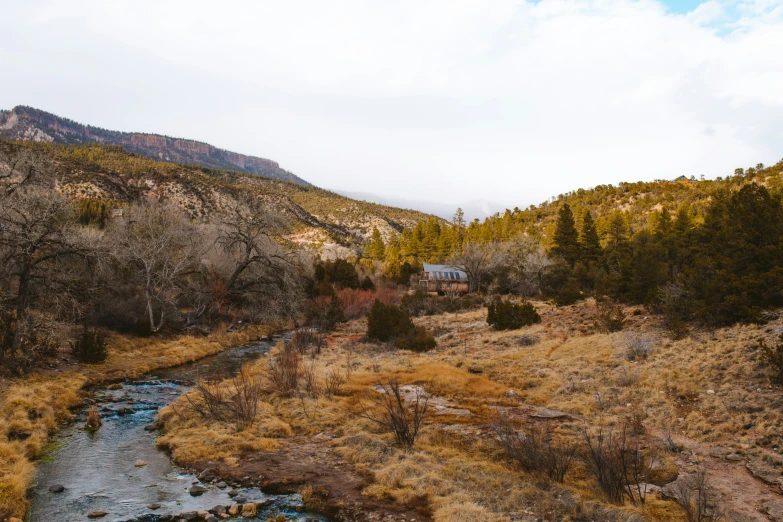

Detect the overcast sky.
xmin=2 ymin=0 xmax=782 ymax=211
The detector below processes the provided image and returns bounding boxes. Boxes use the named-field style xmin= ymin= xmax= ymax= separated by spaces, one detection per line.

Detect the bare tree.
xmin=449 ymin=240 xmax=504 ymax=293
xmin=358 ymin=380 xmax=429 ymax=448
xmin=107 ymin=201 xmax=205 ymax=333
xmin=0 ymin=142 xmax=49 ymax=195
xmin=0 ymin=187 xmax=93 ymax=351
xmin=212 ymin=197 xmax=306 ymax=323
xmin=502 ymin=235 xmax=553 ymax=297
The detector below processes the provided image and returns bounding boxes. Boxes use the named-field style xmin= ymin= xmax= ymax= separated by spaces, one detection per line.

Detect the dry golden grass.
xmin=153 ymin=303 xmax=783 ymax=521
xmin=0 ymin=373 xmax=86 ymax=518
xmin=82 ymin=327 xmax=264 ymax=382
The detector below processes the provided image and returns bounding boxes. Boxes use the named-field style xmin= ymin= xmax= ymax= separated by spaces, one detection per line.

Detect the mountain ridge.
xmin=0 ymin=105 xmax=309 ymax=185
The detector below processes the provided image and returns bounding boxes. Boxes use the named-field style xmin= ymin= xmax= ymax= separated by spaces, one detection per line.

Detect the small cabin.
xmin=419 ymin=263 xmax=469 ymax=294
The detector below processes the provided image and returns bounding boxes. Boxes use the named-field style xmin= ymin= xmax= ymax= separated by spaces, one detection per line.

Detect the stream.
xmin=29 ymin=339 xmax=325 ymax=522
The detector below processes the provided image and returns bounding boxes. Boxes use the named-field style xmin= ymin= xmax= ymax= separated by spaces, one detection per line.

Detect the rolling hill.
xmin=0 ymin=140 xmax=437 ymax=252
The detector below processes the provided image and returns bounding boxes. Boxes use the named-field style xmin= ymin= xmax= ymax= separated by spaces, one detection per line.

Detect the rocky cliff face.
xmin=0 ymin=106 xmax=309 ymax=185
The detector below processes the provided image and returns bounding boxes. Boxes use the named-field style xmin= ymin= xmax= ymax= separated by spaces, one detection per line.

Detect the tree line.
xmin=0 ymin=144 xmax=308 ymax=373
xmin=362 ymin=160 xmax=783 ymax=331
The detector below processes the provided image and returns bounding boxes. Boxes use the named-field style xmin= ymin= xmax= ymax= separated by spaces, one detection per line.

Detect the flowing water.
xmin=29 ymin=339 xmax=324 ymax=522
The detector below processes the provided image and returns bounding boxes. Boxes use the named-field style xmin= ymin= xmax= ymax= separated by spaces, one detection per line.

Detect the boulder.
xmin=197 ymin=511 xmax=211 ymax=519
xmin=197 ymin=469 xmax=212 ymax=480
xmin=227 ymin=489 xmax=239 ymax=497
xmin=227 ymin=504 xmax=239 ymax=516
xmin=746 ymin=459 xmax=782 ymax=485
xmin=215 ymin=481 xmax=227 ymax=489
xmin=210 ymin=505 xmax=227 ymax=515
xmin=189 ymin=485 xmax=208 ymax=496
xmin=87 ymin=512 xmax=109 ymax=518
xmin=235 ymin=496 xmax=248 ymax=504
xmin=147 ymin=503 xmax=162 ymax=510
xmin=48 ymin=484 xmax=65 ymax=493
xmin=178 ymin=512 xmax=198 ymax=521
xmin=205 ymin=517 xmax=218 ymax=522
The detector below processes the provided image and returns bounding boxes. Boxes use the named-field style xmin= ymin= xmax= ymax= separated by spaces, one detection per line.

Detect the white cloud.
xmin=1 ymin=0 xmax=782 ymax=210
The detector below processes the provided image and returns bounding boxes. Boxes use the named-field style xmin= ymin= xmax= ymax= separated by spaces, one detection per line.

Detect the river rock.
xmin=147 ymin=503 xmax=162 ymax=510
xmin=49 ymin=484 xmax=65 ymax=493
xmin=116 ymin=407 xmax=133 ymax=415
xmin=240 ymin=503 xmax=256 ymax=517
xmin=179 ymin=512 xmax=198 ymax=521
xmin=215 ymin=481 xmax=227 ymax=489
xmin=197 ymin=469 xmax=212 ymax=480
xmin=134 ymin=459 xmax=148 ymax=467
xmin=227 ymin=489 xmax=239 ymax=497
xmin=189 ymin=485 xmax=208 ymax=496
xmin=197 ymin=511 xmax=210 ymax=519
xmin=235 ymin=496 xmax=248 ymax=503
xmin=227 ymin=504 xmax=239 ymax=516
xmin=87 ymin=512 xmax=109 ymax=518
xmin=210 ymin=505 xmax=227 ymax=515
xmin=143 ymin=424 xmax=158 ymax=432
xmin=205 ymin=517 xmax=218 ymax=522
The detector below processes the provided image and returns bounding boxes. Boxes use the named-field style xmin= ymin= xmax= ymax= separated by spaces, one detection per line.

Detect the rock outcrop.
xmin=0 ymin=106 xmax=309 ymax=185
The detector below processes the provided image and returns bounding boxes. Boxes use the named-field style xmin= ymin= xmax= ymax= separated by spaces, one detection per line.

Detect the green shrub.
xmin=367 ymin=300 xmax=437 ymax=351
xmin=71 ymin=328 xmax=108 ymax=363
xmin=487 ymin=299 xmax=541 ymax=330
xmin=395 ymin=325 xmax=437 ymax=352
xmin=367 ymin=300 xmax=414 ymax=342
xmin=553 ymin=279 xmax=582 ymax=306
xmin=314 ymin=259 xmax=360 ymax=289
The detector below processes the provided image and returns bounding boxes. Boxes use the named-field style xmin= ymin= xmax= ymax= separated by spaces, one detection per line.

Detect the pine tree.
xmin=367 ymin=227 xmax=386 ymax=260
xmin=606 ymin=211 xmax=629 ymax=248
xmin=553 ymin=203 xmax=580 ymax=265
xmin=580 ymin=210 xmax=601 ymax=261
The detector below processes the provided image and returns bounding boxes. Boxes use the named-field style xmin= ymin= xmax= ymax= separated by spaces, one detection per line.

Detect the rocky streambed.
xmin=29 ymin=341 xmax=326 ymax=522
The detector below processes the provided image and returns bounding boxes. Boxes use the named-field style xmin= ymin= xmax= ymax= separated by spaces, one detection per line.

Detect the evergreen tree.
xmin=367 ymin=227 xmax=386 ymax=260
xmin=579 ymin=210 xmax=601 ymax=261
xmin=552 ymin=203 xmax=580 ymax=265
xmin=606 ymin=211 xmax=629 ymax=248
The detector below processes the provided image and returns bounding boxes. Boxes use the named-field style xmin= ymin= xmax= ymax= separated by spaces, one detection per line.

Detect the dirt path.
xmin=190 ymin=435 xmax=432 ymax=522
xmin=669 ymin=434 xmax=783 ymax=522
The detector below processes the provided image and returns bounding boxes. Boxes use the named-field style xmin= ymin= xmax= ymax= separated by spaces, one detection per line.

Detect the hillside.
xmin=0 ymin=105 xmax=308 ymax=185
xmin=417 ymin=161 xmax=783 ymax=251
xmin=0 ymin=140 xmax=437 ymax=249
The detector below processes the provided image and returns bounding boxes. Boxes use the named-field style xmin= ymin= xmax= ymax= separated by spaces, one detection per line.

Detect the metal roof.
xmin=422 ymin=263 xmax=468 ymax=280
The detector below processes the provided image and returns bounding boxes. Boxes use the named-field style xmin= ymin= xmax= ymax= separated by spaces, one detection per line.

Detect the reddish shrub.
xmin=336 ymin=287 xmax=399 ymax=320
